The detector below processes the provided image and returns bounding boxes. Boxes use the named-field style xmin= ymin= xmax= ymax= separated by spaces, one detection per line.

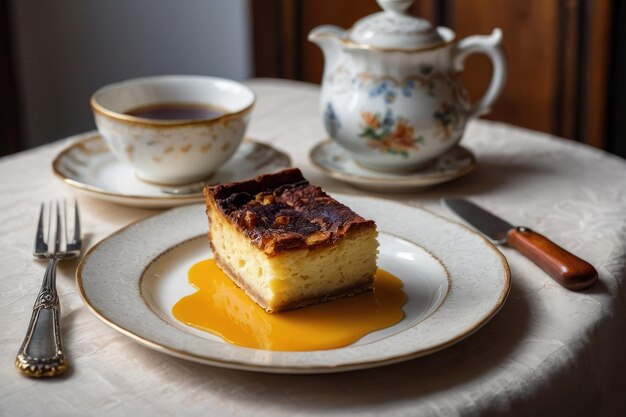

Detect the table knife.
xmin=443 ymin=198 xmax=598 ymax=291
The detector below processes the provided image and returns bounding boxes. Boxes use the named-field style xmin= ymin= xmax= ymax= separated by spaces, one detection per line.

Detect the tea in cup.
xmin=91 ymin=75 xmax=255 ymax=185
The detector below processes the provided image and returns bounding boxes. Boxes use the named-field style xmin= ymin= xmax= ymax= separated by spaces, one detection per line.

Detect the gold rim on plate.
xmin=75 ymin=198 xmax=510 ymax=373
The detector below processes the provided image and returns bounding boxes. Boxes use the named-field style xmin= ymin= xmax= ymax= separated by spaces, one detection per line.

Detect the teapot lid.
xmin=347 ymin=0 xmax=446 ymax=50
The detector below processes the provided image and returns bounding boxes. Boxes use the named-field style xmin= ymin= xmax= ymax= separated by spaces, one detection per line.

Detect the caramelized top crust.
xmin=204 ymin=168 xmax=376 ymax=256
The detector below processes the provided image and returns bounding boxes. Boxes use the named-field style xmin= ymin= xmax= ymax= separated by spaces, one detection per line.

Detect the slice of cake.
xmin=203 ymin=168 xmax=378 ymax=313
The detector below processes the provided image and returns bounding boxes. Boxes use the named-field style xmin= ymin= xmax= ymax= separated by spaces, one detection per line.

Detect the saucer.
xmin=53 ymin=133 xmax=291 ymax=208
xmin=310 ymin=140 xmax=476 ymax=192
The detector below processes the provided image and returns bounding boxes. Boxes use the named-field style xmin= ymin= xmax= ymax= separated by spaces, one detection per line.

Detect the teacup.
xmin=91 ymin=75 xmax=255 ymax=185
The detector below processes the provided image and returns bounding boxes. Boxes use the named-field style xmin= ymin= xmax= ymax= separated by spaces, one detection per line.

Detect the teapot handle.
xmin=452 ymin=28 xmax=507 ymax=119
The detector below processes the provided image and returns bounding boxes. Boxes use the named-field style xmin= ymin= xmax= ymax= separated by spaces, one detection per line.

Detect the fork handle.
xmin=15 ymin=259 xmax=68 ymax=377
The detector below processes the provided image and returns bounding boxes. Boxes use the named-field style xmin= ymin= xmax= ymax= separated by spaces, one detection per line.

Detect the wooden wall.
xmin=607 ymin=0 xmax=626 ymax=157
xmin=0 ymin=0 xmax=21 ymax=157
xmin=252 ymin=0 xmax=613 ymax=149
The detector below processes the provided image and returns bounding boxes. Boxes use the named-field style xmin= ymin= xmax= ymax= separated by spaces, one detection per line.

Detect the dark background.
xmin=252 ymin=0 xmax=626 ymax=159
xmin=2 ymin=0 xmax=625 ymax=159
xmin=608 ymin=0 xmax=626 ymax=157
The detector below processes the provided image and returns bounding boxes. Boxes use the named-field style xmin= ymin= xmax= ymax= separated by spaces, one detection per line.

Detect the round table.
xmin=1 ymin=79 xmax=625 ymax=416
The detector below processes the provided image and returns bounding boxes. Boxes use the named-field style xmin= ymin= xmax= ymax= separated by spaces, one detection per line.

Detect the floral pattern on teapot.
xmin=309 ymin=0 xmax=506 ymax=172
xmin=323 ymin=102 xmax=341 ymax=138
xmin=359 ymin=109 xmax=424 ymax=157
xmin=322 ymin=66 xmax=467 ymax=161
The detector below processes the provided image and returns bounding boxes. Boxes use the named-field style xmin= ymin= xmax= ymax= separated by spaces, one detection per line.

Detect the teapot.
xmin=309 ymin=0 xmax=506 ymax=172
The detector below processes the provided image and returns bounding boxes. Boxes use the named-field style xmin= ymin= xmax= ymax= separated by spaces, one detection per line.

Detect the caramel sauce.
xmin=172 ymin=259 xmax=407 ymax=351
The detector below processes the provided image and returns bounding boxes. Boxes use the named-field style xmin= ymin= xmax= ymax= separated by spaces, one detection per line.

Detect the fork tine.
xmin=33 ymin=203 xmax=48 ymax=255
xmin=47 ymin=200 xmax=52 ymax=246
xmin=72 ymin=200 xmax=81 ymax=244
xmin=54 ymin=201 xmax=62 ymax=254
xmin=63 ymin=199 xmax=69 ymax=244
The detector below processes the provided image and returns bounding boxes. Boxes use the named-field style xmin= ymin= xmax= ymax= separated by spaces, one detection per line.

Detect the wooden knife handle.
xmin=507 ymin=227 xmax=598 ymax=291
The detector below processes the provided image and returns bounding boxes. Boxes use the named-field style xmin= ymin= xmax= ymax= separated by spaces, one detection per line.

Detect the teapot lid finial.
xmin=347 ymin=0 xmax=446 ymax=50
xmin=377 ymin=0 xmax=412 ymax=15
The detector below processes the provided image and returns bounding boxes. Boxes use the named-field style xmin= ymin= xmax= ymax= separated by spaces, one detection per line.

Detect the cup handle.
xmin=452 ymin=28 xmax=507 ymax=119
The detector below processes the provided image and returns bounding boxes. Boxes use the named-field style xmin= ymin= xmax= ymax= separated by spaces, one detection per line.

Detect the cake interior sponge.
xmin=204 ymin=168 xmax=378 ymax=313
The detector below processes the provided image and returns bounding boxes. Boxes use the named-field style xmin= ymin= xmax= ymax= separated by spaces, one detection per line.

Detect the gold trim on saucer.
xmin=309 ymin=140 xmax=476 ymax=187
xmin=51 ymin=134 xmax=292 ymax=203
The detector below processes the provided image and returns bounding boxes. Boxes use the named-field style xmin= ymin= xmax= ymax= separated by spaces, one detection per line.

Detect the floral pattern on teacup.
xmin=359 ymin=109 xmax=424 ymax=157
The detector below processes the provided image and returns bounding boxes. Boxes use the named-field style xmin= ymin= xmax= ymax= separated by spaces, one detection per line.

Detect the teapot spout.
xmin=308 ymin=25 xmax=345 ymax=70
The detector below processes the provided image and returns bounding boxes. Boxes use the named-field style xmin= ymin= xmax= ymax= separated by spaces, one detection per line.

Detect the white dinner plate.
xmin=77 ymin=195 xmax=510 ymax=373
xmin=52 ymin=133 xmax=291 ymax=209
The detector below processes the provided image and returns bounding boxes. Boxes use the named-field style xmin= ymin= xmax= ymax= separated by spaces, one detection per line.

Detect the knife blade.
xmin=443 ymin=198 xmax=598 ymax=291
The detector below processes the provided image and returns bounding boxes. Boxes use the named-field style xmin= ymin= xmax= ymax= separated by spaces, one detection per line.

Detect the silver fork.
xmin=16 ymin=201 xmax=82 ymax=377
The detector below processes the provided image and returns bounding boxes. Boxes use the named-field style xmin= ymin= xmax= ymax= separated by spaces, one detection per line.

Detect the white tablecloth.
xmin=1 ymin=79 xmax=625 ymax=417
